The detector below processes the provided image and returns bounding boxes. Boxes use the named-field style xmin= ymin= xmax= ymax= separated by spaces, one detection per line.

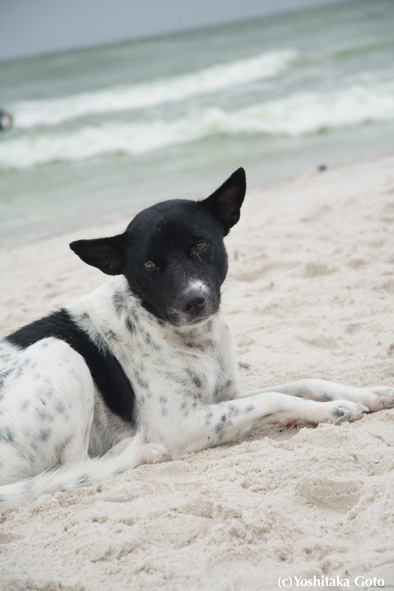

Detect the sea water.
xmin=0 ymin=0 xmax=394 ymax=243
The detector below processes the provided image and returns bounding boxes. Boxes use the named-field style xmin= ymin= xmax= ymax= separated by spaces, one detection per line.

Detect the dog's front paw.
xmin=328 ymin=386 xmax=394 ymax=413
xmin=326 ymin=399 xmax=369 ymax=424
xmin=281 ymin=398 xmax=369 ymax=427
xmin=142 ymin=443 xmax=171 ymax=464
xmin=367 ymin=387 xmax=394 ymax=410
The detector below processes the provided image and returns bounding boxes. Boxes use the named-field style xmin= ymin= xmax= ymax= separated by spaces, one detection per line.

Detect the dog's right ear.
xmin=70 ymin=234 xmax=125 ymax=275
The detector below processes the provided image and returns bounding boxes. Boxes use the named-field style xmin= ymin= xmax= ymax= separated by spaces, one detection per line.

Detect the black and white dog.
xmin=0 ymin=168 xmax=393 ymax=508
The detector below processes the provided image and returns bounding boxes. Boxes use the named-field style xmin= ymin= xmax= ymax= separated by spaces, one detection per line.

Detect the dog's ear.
xmin=201 ymin=168 xmax=246 ymax=235
xmin=70 ymin=234 xmax=125 ymax=275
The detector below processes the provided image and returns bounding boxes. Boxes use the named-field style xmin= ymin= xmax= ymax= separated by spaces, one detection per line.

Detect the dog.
xmin=0 ymin=168 xmax=393 ymax=509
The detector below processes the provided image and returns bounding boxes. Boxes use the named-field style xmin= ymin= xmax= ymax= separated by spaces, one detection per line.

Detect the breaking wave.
xmin=2 ymin=81 xmax=394 ymax=170
xmin=11 ymin=49 xmax=298 ymax=129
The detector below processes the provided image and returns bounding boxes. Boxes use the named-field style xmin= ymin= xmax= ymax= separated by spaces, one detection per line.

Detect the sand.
xmin=1 ymin=156 xmax=394 ymax=591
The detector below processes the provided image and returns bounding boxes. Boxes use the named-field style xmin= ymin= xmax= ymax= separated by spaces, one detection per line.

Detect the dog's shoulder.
xmin=4 ymin=279 xmax=137 ymax=423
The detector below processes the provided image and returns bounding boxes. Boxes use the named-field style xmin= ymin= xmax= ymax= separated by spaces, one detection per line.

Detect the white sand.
xmin=1 ymin=156 xmax=394 ymax=591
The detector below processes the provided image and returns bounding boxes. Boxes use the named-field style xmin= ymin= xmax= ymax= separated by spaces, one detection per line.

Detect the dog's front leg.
xmin=173 ymin=392 xmax=367 ymax=455
xmin=235 ymin=379 xmax=394 ymax=412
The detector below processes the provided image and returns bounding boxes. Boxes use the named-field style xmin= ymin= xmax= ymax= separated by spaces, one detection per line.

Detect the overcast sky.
xmin=0 ymin=0 xmax=350 ymax=61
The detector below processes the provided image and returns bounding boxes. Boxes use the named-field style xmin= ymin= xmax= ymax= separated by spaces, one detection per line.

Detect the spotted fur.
xmin=1 ymin=168 xmax=393 ymax=509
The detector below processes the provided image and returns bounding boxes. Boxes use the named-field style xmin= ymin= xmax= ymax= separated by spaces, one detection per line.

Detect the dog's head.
xmin=70 ymin=168 xmax=246 ymax=327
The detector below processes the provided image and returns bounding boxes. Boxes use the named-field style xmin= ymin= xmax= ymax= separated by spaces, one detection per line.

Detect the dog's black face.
xmin=120 ymin=200 xmax=230 ymax=325
xmin=70 ymin=168 xmax=246 ymax=326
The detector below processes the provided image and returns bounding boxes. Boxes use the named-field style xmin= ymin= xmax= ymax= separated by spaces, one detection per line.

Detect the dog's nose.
xmin=179 ymin=289 xmax=207 ymax=316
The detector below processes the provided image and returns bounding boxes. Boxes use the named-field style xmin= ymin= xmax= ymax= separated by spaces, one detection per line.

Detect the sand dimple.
xmin=297 ymin=476 xmax=362 ymax=512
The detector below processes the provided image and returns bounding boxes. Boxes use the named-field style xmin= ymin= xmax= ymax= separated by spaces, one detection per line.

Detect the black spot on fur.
xmin=185 ymin=341 xmax=205 ymax=351
xmin=244 ymin=404 xmax=255 ymax=414
xmin=0 ymin=368 xmax=13 ymax=383
xmin=0 ymin=426 xmax=14 ymax=443
xmin=227 ymin=404 xmax=240 ymax=418
xmin=113 ymin=292 xmax=125 ymax=315
xmin=55 ymin=400 xmax=66 ymax=415
xmin=39 ymin=428 xmax=51 ymax=441
xmin=215 ymin=421 xmax=225 ymax=443
xmin=185 ymin=368 xmax=203 ymax=389
xmin=135 ymin=372 xmax=149 ymax=390
xmin=142 ymin=330 xmax=161 ymax=351
xmin=125 ymin=318 xmax=136 ymax=334
xmin=77 ymin=474 xmax=90 ymax=487
xmin=36 ymin=407 xmax=53 ymax=422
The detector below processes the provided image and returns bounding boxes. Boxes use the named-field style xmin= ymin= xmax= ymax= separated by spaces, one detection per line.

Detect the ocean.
xmin=1 ymin=0 xmax=394 ymax=244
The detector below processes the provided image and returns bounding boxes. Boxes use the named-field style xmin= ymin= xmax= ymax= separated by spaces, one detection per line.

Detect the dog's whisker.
xmin=222 ymin=281 xmax=250 ymax=295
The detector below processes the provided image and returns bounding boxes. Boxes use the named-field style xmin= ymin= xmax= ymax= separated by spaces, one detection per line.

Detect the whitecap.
xmin=2 ymin=81 xmax=394 ymax=170
xmin=11 ymin=49 xmax=298 ymax=129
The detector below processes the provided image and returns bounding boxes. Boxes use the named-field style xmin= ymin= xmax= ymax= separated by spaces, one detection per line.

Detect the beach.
xmin=1 ymin=0 xmax=394 ymax=244
xmin=1 ymin=154 xmax=394 ymax=590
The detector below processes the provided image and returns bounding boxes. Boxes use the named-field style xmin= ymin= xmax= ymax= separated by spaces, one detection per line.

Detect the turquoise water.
xmin=1 ymin=0 xmax=394 ymax=243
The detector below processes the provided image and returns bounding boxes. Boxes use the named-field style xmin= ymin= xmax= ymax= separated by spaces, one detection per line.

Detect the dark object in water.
xmin=0 ymin=109 xmax=13 ymax=131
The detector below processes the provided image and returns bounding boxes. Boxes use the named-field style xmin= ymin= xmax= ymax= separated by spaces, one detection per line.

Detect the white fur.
xmin=1 ymin=275 xmax=393 ymax=509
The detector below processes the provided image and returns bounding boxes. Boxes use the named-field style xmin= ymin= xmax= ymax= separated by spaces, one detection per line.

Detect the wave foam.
xmin=12 ymin=49 xmax=297 ymax=129
xmin=228 ymin=83 xmax=394 ymax=136
xmin=2 ymin=82 xmax=394 ymax=170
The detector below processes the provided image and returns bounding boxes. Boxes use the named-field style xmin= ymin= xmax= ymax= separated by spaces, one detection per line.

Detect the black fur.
xmin=6 ymin=310 xmax=135 ymax=423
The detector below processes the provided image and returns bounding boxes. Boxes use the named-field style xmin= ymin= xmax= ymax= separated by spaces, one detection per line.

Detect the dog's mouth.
xmin=167 ymin=299 xmax=217 ymax=327
xmin=188 ymin=314 xmax=210 ymax=325
xmin=167 ymin=309 xmax=212 ymax=328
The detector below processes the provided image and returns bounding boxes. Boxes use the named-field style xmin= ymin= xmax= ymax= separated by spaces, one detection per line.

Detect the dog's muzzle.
xmin=172 ymin=282 xmax=213 ymax=325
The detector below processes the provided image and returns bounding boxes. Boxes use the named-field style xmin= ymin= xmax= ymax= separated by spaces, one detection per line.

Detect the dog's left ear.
xmin=201 ymin=167 xmax=246 ymax=235
xmin=70 ymin=234 xmax=125 ymax=275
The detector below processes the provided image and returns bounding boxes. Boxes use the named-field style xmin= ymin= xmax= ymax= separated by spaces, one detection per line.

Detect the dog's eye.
xmin=194 ymin=242 xmax=208 ymax=253
xmin=143 ymin=260 xmax=156 ymax=270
